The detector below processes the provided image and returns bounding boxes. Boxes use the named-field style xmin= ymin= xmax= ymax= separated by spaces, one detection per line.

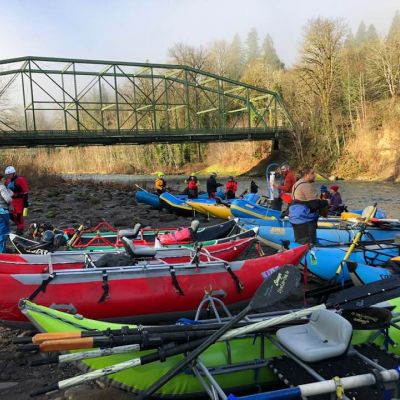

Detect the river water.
xmin=63 ymin=174 xmax=400 ymax=218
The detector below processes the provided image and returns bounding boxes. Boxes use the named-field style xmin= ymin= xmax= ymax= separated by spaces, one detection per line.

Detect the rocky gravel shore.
xmin=0 ymin=179 xmax=219 ymax=400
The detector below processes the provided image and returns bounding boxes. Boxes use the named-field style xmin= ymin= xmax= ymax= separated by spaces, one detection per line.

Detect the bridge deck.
xmin=0 ymin=128 xmax=290 ymax=147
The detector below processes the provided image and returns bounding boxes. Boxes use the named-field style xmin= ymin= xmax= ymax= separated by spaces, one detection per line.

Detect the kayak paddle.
xmin=330 ymin=203 xmax=377 ymax=284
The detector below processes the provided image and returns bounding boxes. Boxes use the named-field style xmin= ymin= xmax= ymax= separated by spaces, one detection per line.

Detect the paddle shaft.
xmin=16 ymin=321 xmax=256 ymax=345
xmin=135 ymin=184 xmax=148 ymax=193
xmin=19 ymin=330 xmax=217 ymax=352
xmin=335 ymin=203 xmax=377 ymax=276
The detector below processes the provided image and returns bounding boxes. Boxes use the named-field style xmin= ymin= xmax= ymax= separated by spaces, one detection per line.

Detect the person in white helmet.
xmin=4 ymin=166 xmax=29 ymax=235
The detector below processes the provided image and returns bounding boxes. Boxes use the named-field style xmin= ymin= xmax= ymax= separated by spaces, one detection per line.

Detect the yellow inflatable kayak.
xmin=188 ymin=201 xmax=232 ymax=219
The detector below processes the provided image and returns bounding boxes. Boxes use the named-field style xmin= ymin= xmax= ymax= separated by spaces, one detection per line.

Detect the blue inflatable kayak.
xmin=301 ymin=243 xmax=399 ymax=282
xmin=239 ymin=217 xmax=400 ymax=245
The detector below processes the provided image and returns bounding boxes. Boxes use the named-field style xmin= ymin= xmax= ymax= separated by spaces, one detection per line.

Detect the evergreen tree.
xmin=227 ymin=34 xmax=244 ymax=79
xmin=388 ymin=10 xmax=400 ymax=41
xmin=261 ymin=34 xmax=284 ymax=70
xmin=366 ymin=24 xmax=379 ymax=42
xmin=355 ymin=21 xmax=367 ymax=45
xmin=246 ymin=28 xmax=259 ymax=63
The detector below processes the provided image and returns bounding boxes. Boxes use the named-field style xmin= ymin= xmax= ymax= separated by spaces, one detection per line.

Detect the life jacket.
xmin=226 ymin=180 xmax=237 ymax=193
xmin=158 ymin=228 xmax=193 ymax=245
xmin=188 ymin=179 xmax=198 ymax=190
xmin=155 ymin=178 xmax=166 ymax=191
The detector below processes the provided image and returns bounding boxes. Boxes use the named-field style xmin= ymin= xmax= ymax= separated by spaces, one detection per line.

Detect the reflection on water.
xmin=63 ymin=174 xmax=400 ymax=218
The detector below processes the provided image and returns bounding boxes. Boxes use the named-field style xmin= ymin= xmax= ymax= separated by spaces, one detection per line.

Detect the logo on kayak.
xmin=270 ymin=227 xmax=285 ymax=235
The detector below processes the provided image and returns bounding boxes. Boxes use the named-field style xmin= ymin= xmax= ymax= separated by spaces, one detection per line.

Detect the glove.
xmin=23 ymin=208 xmax=29 ymax=217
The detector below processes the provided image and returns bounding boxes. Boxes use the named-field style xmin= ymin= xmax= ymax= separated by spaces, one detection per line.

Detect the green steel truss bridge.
xmin=0 ymin=56 xmax=294 ymax=148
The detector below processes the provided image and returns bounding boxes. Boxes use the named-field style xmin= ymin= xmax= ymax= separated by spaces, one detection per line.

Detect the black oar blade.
xmin=327 ymin=276 xmax=400 ymax=310
xmin=250 ymin=266 xmax=301 ymax=312
xmin=342 ymin=307 xmax=392 ymax=330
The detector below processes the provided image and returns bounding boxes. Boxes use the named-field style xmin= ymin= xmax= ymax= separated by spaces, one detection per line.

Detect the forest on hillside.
xmin=1 ymin=12 xmax=400 ymax=180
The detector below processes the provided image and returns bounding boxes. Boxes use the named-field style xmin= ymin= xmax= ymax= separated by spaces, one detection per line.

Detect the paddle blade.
xmin=342 ymin=307 xmax=392 ymax=330
xmin=327 ymin=276 xmax=400 ymax=310
xmin=250 ymin=266 xmax=301 ymax=312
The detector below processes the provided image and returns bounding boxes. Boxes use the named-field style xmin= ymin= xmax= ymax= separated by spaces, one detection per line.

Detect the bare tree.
xmin=297 ymin=18 xmax=347 ymax=153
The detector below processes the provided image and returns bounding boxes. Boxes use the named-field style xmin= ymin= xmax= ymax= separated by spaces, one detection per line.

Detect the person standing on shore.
xmin=273 ymin=163 xmax=296 ymax=211
xmin=206 ymin=172 xmax=223 ymax=199
xmin=5 ymin=166 xmax=29 ymax=236
xmin=250 ymin=180 xmax=259 ymax=194
xmin=154 ymin=172 xmax=167 ymax=195
xmin=186 ymin=173 xmax=199 ymax=199
xmin=225 ymin=176 xmax=238 ymax=199
xmin=289 ymin=166 xmax=328 ymax=244
xmin=0 ymin=173 xmax=13 ymax=252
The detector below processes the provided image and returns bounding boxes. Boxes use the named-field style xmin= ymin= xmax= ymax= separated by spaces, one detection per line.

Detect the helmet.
xmin=157 ymin=172 xmax=165 ymax=177
xmin=228 ymin=176 xmax=234 ymax=180
xmin=190 ymin=172 xmax=197 ymax=177
xmin=53 ymin=233 xmax=67 ymax=248
xmin=4 ymin=166 xmax=16 ymax=175
xmin=211 ymin=172 xmax=217 ymax=177
xmin=42 ymin=230 xmax=55 ymax=243
xmin=320 ymin=185 xmax=328 ymax=193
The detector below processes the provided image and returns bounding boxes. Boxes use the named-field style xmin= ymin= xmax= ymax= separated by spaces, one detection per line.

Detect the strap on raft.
xmin=224 ymin=263 xmax=244 ymax=292
xmin=169 ymin=266 xmax=184 ymax=295
xmin=98 ymin=270 xmax=110 ymax=303
xmin=28 ymin=273 xmax=56 ymax=301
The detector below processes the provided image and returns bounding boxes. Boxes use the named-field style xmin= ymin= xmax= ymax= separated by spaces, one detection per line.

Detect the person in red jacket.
xmin=273 ymin=163 xmax=296 ymax=211
xmin=5 ymin=166 xmax=29 ymax=235
xmin=225 ymin=176 xmax=238 ymax=199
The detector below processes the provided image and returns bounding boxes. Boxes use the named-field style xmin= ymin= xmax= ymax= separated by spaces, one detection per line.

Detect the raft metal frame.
xmin=0 ymin=56 xmax=294 ymax=147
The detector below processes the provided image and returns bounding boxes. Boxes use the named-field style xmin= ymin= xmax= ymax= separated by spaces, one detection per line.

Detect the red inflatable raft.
xmin=0 ymin=245 xmax=307 ymax=327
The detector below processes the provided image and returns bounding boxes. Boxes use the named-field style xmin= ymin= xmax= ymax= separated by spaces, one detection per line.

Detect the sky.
xmin=0 ymin=0 xmax=399 ymax=67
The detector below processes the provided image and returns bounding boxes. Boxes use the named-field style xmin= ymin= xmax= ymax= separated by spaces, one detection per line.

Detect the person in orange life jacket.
xmin=0 ymin=173 xmax=13 ymax=252
xmin=5 ymin=166 xmax=29 ymax=236
xmin=206 ymin=172 xmax=223 ymax=199
xmin=225 ymin=176 xmax=238 ymax=199
xmin=186 ymin=173 xmax=199 ymax=199
xmin=154 ymin=172 xmax=167 ymax=195
xmin=288 ymin=166 xmax=328 ymax=245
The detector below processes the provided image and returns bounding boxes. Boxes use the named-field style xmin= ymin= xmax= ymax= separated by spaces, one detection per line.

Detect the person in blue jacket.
xmin=289 ymin=166 xmax=328 ymax=244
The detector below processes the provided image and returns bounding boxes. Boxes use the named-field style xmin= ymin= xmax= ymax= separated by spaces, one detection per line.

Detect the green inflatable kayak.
xmin=19 ymin=299 xmax=400 ymax=398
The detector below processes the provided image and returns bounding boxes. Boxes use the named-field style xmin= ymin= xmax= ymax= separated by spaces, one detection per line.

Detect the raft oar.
xmin=30 ymin=266 xmax=302 ymax=397
xmin=30 ymin=344 xmax=142 ymax=366
xmin=228 ymin=368 xmax=400 ymax=399
xmin=331 ymin=202 xmax=377 ymax=285
xmin=18 ymin=330 xmax=217 ymax=353
xmin=14 ymin=319 xmax=258 ymax=345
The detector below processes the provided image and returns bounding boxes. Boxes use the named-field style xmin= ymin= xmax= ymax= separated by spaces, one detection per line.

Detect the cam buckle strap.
xmin=28 ymin=273 xmax=56 ymax=301
xmin=224 ymin=263 xmax=244 ymax=292
xmin=333 ymin=376 xmax=344 ymax=399
xmin=169 ymin=266 xmax=184 ymax=295
xmin=98 ymin=270 xmax=109 ymax=303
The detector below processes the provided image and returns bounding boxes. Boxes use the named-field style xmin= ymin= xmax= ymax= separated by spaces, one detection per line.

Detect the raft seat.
xmin=121 ymin=237 xmax=157 ymax=258
xmin=119 ymin=223 xmax=142 ymax=239
xmin=276 ymin=309 xmax=352 ymax=363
